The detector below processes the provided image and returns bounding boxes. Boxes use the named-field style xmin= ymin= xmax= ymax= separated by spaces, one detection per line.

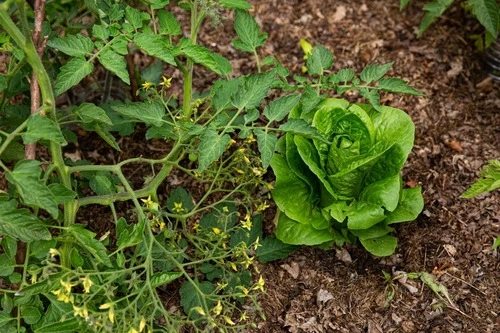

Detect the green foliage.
xmin=461 ymin=159 xmax=500 ymax=249
xmin=270 ymin=99 xmax=424 ymax=256
xmin=0 ymin=0 xmax=423 ymax=331
xmin=461 ymin=159 xmax=500 ymax=198
xmin=402 ymin=0 xmax=499 ymax=43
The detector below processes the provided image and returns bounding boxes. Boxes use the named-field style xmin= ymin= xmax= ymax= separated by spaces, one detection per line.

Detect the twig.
xmin=18 ymin=0 xmax=46 ymax=286
xmin=24 ymin=0 xmax=46 ymax=160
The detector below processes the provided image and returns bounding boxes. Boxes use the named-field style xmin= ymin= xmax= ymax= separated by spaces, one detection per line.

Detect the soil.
xmin=2 ymin=0 xmax=498 ymax=332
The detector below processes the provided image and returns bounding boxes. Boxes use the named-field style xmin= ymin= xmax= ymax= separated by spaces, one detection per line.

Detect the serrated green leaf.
xmin=360 ymin=62 xmax=393 ymax=83
xmin=461 ymin=159 xmax=500 ymax=198
xmin=468 ymin=0 xmax=499 ymax=37
xmin=23 ymin=115 xmax=67 ymax=145
xmin=220 ymin=0 xmax=252 ymax=9
xmin=146 ymin=123 xmax=175 ymax=139
xmin=254 ymin=129 xmax=277 ymax=169
xmin=47 ymin=34 xmax=93 ymax=57
xmin=147 ymin=0 xmax=171 ymax=10
xmin=92 ymin=25 xmax=109 ymax=40
xmin=244 ymin=108 xmax=260 ymax=124
xmin=158 ymin=9 xmax=181 ymax=35
xmin=359 ymin=88 xmax=381 ymax=111
xmin=211 ymin=77 xmax=242 ymax=111
xmin=197 ymin=129 xmax=231 ymax=172
xmin=278 ymin=119 xmax=328 ymax=143
xmin=1 ymin=237 xmax=17 ymax=259
xmin=418 ymin=0 xmax=454 ymax=37
xmin=151 ymin=271 xmax=183 ymax=288
xmin=125 ymin=6 xmax=147 ymax=30
xmin=179 ymin=280 xmax=215 ymax=319
xmin=210 ymin=52 xmax=233 ymax=76
xmin=35 ymin=318 xmax=81 ymax=333
xmin=264 ymin=94 xmax=300 ymax=123
xmin=98 ymin=49 xmax=130 ymax=84
xmin=167 ymin=187 xmax=194 ymax=213
xmin=22 ymin=306 xmax=41 ymax=324
xmin=1 ymin=294 xmax=14 ymax=313
xmin=91 ymin=123 xmax=121 ymax=151
xmin=378 ymin=78 xmax=424 ymax=96
xmin=262 ymin=56 xmax=277 ymax=66
xmin=400 ymin=0 xmax=411 ymax=10
xmin=0 ymin=311 xmax=15 ymax=328
xmin=0 ymin=140 xmax=24 ymax=162
xmin=48 ymin=183 xmax=77 ymax=204
xmin=112 ymin=101 xmax=165 ymax=126
xmin=255 ymin=236 xmax=299 ymax=263
xmin=306 ymin=45 xmax=334 ymax=76
xmin=231 ymin=71 xmax=275 ymax=110
xmin=232 ymin=9 xmax=267 ymax=53
xmin=70 ymin=226 xmax=112 ymax=267
xmin=54 ymin=57 xmax=93 ymax=96
xmin=134 ymin=33 xmax=176 ymax=65
xmin=181 ymin=44 xmax=231 ymax=75
xmin=110 ymin=36 xmax=128 ymax=55
xmin=6 ymin=160 xmax=59 ymax=218
xmin=0 ymin=200 xmax=51 ymax=242
xmin=300 ymin=86 xmax=323 ymax=115
xmin=335 ymin=68 xmax=355 ymax=83
xmin=75 ymin=103 xmax=113 ymax=125
xmin=116 ymin=219 xmax=145 ymax=250
xmin=0 ymin=254 xmax=15 ymax=276
xmin=89 ymin=173 xmax=115 ymax=195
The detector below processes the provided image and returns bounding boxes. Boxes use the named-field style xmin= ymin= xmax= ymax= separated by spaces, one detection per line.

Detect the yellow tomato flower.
xmin=212 ymin=227 xmax=221 ymax=235
xmin=173 ymin=202 xmax=184 ymax=213
xmin=108 ymin=306 xmax=115 ymax=323
xmin=243 ymin=256 xmax=254 ymax=268
xmin=193 ymin=307 xmax=206 ymax=316
xmin=253 ymin=275 xmax=265 ymax=292
xmin=256 ymin=201 xmax=270 ymax=212
xmin=229 ymin=262 xmax=237 ymax=271
xmin=60 ymin=279 xmax=77 ymax=293
xmin=139 ymin=317 xmax=147 ymax=331
xmin=80 ymin=276 xmax=93 ymax=293
xmin=253 ymin=236 xmax=262 ymax=250
xmin=141 ymin=195 xmax=159 ymax=212
xmin=31 ymin=274 xmax=37 ymax=284
xmin=245 ymin=134 xmax=256 ymax=143
xmin=223 ymin=315 xmax=235 ymax=325
xmin=99 ymin=303 xmax=112 ymax=310
xmin=159 ymin=76 xmax=172 ymax=88
xmin=49 ymin=248 xmax=60 ymax=258
xmin=73 ymin=305 xmax=89 ymax=318
xmin=212 ymin=301 xmax=223 ymax=316
xmin=240 ymin=311 xmax=248 ymax=321
xmin=241 ymin=213 xmax=252 ymax=230
xmin=141 ymin=81 xmax=154 ymax=90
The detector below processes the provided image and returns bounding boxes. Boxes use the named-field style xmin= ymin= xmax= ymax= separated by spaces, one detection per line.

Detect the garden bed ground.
xmin=242 ymin=1 xmax=499 ymax=332
xmin=69 ymin=0 xmax=498 ymax=332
